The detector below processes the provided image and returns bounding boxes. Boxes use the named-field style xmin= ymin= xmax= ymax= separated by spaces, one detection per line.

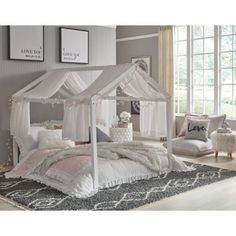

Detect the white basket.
xmin=110 ymin=123 xmax=133 ymax=142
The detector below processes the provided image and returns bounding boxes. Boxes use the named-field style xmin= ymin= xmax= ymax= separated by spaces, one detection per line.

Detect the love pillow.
xmin=185 ymin=118 xmax=210 ymax=142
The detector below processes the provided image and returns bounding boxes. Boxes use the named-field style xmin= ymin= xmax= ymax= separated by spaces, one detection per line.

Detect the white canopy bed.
xmin=7 ymin=63 xmax=192 ymax=198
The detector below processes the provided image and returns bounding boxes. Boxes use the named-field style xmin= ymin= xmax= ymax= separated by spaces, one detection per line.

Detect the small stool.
xmin=210 ymin=131 xmax=236 ymax=160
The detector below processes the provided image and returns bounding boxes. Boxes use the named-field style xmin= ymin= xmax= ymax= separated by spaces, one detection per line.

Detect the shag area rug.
xmin=1 ymin=162 xmax=236 ymax=210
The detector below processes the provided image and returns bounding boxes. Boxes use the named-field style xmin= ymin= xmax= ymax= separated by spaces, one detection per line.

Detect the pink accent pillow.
xmin=75 ymin=141 xmax=89 ymax=146
xmin=178 ymin=113 xmax=209 ymax=137
xmin=54 ymin=124 xmax=63 ymax=129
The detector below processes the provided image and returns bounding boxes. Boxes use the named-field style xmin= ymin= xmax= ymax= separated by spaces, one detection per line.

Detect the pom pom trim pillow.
xmin=38 ymin=130 xmax=74 ymax=149
xmin=185 ymin=118 xmax=210 ymax=142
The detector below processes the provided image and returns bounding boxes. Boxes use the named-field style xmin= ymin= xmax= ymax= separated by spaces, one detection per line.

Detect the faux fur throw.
xmin=31 ymin=142 xmax=191 ymax=175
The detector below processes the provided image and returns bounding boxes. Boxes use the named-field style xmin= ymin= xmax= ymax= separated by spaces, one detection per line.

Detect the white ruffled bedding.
xmin=6 ymin=142 xmax=193 ymax=198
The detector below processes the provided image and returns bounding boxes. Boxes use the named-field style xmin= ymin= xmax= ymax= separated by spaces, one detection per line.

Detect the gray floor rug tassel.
xmin=1 ymin=162 xmax=236 ymax=210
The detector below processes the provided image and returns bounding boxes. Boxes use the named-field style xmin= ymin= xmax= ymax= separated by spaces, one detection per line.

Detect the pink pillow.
xmin=178 ymin=113 xmax=209 ymax=137
xmin=75 ymin=141 xmax=89 ymax=146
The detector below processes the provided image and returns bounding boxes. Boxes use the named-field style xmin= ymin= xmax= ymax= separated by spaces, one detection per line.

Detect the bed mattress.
xmin=6 ymin=143 xmax=192 ymax=198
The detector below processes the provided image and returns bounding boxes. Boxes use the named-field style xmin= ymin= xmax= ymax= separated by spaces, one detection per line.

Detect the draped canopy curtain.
xmin=158 ymin=26 xmax=175 ymax=137
xmin=140 ymin=26 xmax=175 ymax=138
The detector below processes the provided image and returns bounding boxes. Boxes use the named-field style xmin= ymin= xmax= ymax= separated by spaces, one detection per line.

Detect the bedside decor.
xmin=110 ymin=112 xmax=133 ymax=142
xmin=120 ymin=111 xmax=131 ymax=123
xmin=9 ymin=26 xmax=44 ymax=61
xmin=110 ymin=123 xmax=133 ymax=142
xmin=217 ymin=127 xmax=232 ymax=134
xmin=60 ymin=27 xmax=89 ymax=64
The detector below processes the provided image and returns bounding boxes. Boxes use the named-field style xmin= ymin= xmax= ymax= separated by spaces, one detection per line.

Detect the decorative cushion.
xmin=208 ymin=114 xmax=226 ymax=137
xmin=38 ymin=130 xmax=63 ymax=149
xmin=163 ymin=137 xmax=213 ymax=156
xmin=42 ymin=120 xmax=63 ymax=130
xmin=178 ymin=113 xmax=208 ymax=137
xmin=38 ymin=129 xmax=62 ymax=139
xmin=18 ymin=126 xmax=47 ymax=158
xmin=185 ymin=119 xmax=210 ymax=142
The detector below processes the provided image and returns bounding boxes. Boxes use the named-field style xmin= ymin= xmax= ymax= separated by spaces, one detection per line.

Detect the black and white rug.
xmin=1 ymin=162 xmax=236 ymax=210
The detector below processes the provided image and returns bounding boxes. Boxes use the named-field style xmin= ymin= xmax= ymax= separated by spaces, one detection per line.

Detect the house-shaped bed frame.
xmin=10 ymin=63 xmax=173 ymax=191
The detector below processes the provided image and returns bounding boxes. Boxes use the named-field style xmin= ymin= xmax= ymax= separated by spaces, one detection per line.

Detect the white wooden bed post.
xmin=12 ymin=138 xmax=19 ymax=167
xmin=11 ymin=75 xmax=47 ymax=167
xmin=90 ymin=96 xmax=99 ymax=190
xmin=166 ymin=97 xmax=173 ymax=169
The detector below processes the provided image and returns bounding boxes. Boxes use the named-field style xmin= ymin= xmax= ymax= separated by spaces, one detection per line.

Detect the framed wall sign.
xmin=60 ymin=27 xmax=89 ymax=64
xmin=131 ymin=100 xmax=141 ymax=115
xmin=9 ymin=26 xmax=44 ymax=61
xmin=131 ymin=56 xmax=151 ymax=76
xmin=130 ymin=56 xmax=151 ymax=115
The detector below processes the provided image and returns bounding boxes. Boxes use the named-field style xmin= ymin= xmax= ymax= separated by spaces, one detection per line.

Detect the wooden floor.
xmin=135 ymin=153 xmax=236 ymax=210
xmin=1 ymin=140 xmax=236 ymax=210
xmin=0 ymin=197 xmax=22 ymax=210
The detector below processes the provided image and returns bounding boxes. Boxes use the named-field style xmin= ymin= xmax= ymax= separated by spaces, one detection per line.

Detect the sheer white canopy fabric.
xmin=63 ymin=64 xmax=169 ymax=140
xmin=119 ymin=68 xmax=168 ymax=138
xmin=62 ymin=64 xmax=136 ymax=140
xmin=140 ymin=102 xmax=167 ymax=137
xmin=10 ymin=63 xmax=170 ymax=143
xmin=10 ymin=69 xmax=105 ymax=140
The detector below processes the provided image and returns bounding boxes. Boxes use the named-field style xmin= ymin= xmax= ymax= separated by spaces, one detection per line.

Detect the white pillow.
xmin=39 ymin=129 xmax=62 ymax=139
xmin=38 ymin=130 xmax=75 ymax=149
xmin=38 ymin=130 xmax=62 ymax=149
xmin=18 ymin=126 xmax=47 ymax=158
xmin=38 ymin=139 xmax=75 ymax=149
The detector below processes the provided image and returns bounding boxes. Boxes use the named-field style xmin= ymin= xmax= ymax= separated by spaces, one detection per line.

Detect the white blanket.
xmin=6 ymin=142 xmax=193 ymax=198
xmin=31 ymin=142 xmax=191 ymax=175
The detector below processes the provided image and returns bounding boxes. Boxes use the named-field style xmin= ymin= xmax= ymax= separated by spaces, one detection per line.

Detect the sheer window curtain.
xmin=158 ymin=26 xmax=175 ymax=137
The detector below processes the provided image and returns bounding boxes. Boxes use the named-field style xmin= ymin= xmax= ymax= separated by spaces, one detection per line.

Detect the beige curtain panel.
xmin=158 ymin=26 xmax=176 ymax=136
xmin=158 ymin=26 xmax=174 ymax=96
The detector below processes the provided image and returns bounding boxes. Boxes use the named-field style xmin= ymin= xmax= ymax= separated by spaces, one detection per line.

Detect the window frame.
xmin=174 ymin=25 xmax=236 ymax=120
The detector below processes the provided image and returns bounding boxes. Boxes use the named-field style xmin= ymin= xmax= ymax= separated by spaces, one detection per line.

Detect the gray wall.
xmin=0 ymin=25 xmax=116 ymax=164
xmin=116 ymin=26 xmax=159 ymax=131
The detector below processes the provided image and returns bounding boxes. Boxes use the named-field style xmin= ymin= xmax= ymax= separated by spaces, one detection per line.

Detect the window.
xmin=192 ymin=26 xmax=215 ymax=115
xmin=220 ymin=26 xmax=236 ymax=117
xmin=174 ymin=26 xmax=188 ymax=114
xmin=174 ymin=25 xmax=236 ymax=119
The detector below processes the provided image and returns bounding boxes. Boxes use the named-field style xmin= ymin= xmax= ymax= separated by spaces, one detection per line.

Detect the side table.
xmin=110 ymin=123 xmax=133 ymax=142
xmin=210 ymin=130 xmax=236 ymax=159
